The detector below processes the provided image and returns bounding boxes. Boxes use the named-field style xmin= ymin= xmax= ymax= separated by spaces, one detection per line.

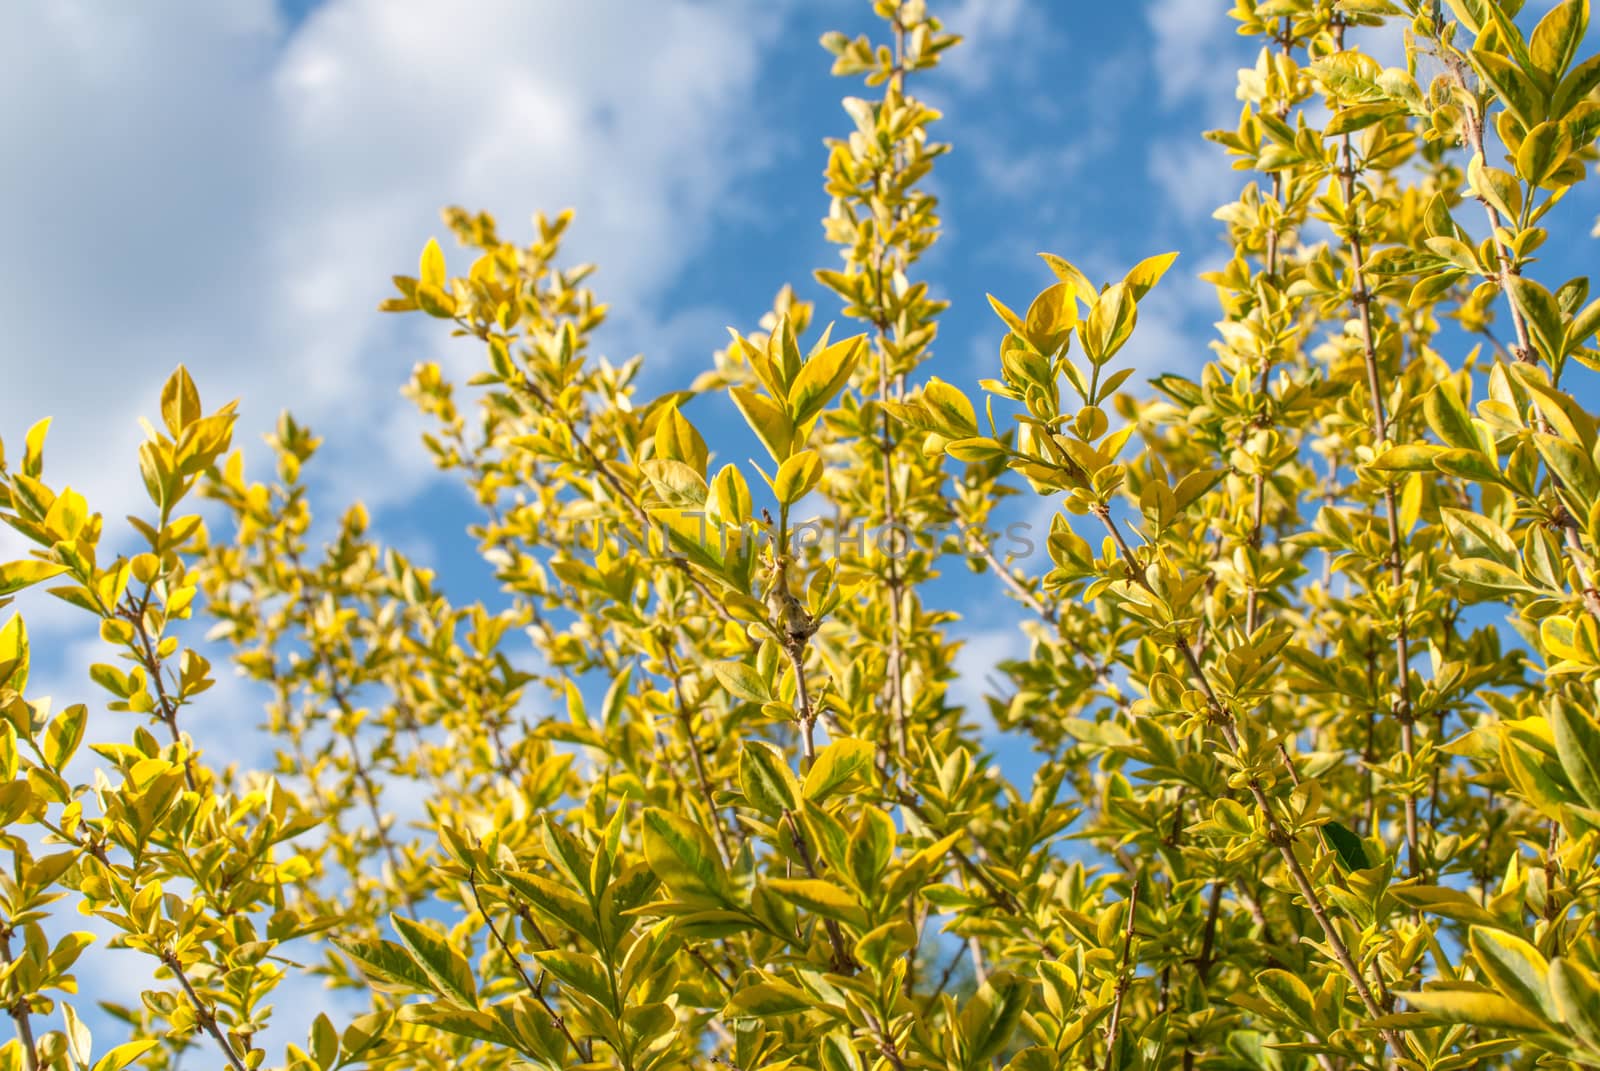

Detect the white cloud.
xmin=1147 ymin=136 xmax=1238 ymax=227
xmin=0 ymin=6 xmax=796 ymax=1045
xmin=1143 ymin=0 xmax=1244 ymax=113
xmin=940 ymin=0 xmax=1032 ymax=89
xmin=1 ymin=0 xmax=783 ymax=564
xmin=948 ymin=625 xmax=1027 ymax=727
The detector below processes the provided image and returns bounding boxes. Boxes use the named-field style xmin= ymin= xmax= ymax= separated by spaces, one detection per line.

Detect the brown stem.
xmin=1459 ymin=110 xmax=1536 ymax=362
xmin=663 ymin=648 xmax=735 ymax=865
xmin=782 ymin=810 xmax=856 ymax=973
xmin=1193 ymin=880 xmax=1225 ymax=983
xmin=973 ymin=537 xmax=1116 ymax=687
xmin=786 ymin=641 xmax=818 ymax=768
xmin=164 ymin=953 xmax=251 ymax=1071
xmin=1093 ymin=507 xmax=1405 ymax=1057
xmin=341 ymin=726 xmax=412 ymax=909
xmin=1331 ymin=80 xmax=1421 ymax=880
xmin=120 ymin=592 xmax=199 ymax=792
xmin=468 ymin=872 xmax=591 ymax=1061
xmin=498 ymin=368 xmax=736 ymax=623
xmin=1103 ymin=881 xmax=1141 ymax=1064
xmin=282 ymin=541 xmax=415 ymax=911
xmin=1450 ymin=107 xmax=1600 ymax=625
xmin=0 ymin=929 xmax=38 ymax=1071
xmin=875 ymin=349 xmax=909 ymax=763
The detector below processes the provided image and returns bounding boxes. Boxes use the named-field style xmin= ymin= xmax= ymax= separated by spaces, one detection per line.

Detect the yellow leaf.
xmin=420 ymin=237 xmax=446 ymax=289
xmin=773 ymin=450 xmax=823 ymax=506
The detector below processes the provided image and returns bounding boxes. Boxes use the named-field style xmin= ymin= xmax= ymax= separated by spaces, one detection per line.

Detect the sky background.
xmin=2 ymin=0 xmax=1283 ymax=738
xmin=4 ymin=0 xmax=1600 ymax=1056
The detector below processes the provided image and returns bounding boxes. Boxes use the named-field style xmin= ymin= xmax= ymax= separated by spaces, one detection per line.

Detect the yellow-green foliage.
xmin=5 ymin=1 xmax=1600 ymax=1069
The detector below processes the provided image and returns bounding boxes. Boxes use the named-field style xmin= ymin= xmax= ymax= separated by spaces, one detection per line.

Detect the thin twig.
xmin=163 ymin=953 xmax=251 ymax=1071
xmin=0 ymin=928 xmax=38 ymax=1071
xmin=1103 ymin=881 xmax=1141 ymax=1065
xmin=1329 ymin=26 xmax=1421 ymax=879
xmin=468 ymin=872 xmax=591 ymax=1061
xmin=781 ymin=810 xmax=856 ymax=973
xmin=1093 ymin=506 xmax=1406 ymax=1058
xmin=663 ymin=647 xmax=735 ymax=865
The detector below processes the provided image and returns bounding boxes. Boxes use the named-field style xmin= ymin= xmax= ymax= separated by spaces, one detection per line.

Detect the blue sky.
xmin=7 ymin=0 xmax=1600 ymax=843
xmin=2 ymin=0 xmax=1272 ymax=736
xmin=6 ymin=0 xmax=1600 ymax=1052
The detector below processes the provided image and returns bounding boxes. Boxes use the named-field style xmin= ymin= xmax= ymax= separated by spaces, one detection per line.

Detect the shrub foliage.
xmin=5 ymin=1 xmax=1600 ymax=1068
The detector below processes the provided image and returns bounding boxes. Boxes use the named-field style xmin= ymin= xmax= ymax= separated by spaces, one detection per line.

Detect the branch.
xmin=1329 ymin=51 xmax=1421 ymax=879
xmin=467 ymin=871 xmax=591 ymax=1062
xmin=662 ymin=647 xmax=735 ymax=866
xmin=781 ymin=811 xmax=856 ymax=973
xmin=1103 ymin=881 xmax=1140 ymax=1064
xmin=0 ymin=929 xmax=38 ymax=1071
xmin=1092 ymin=506 xmax=1407 ymax=1058
xmin=163 ymin=954 xmax=251 ymax=1071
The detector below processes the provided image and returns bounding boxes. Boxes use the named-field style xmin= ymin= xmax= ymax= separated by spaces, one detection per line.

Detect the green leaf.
xmin=1443 ymin=556 xmax=1540 ymax=596
xmin=1472 ymin=49 xmax=1546 ymax=127
xmin=731 ymin=387 xmax=794 ymax=463
xmin=397 ymin=1004 xmax=509 ymax=1046
xmin=159 ymin=365 xmax=202 ymax=436
xmin=773 ymin=449 xmax=824 ymax=506
xmin=1023 ymin=281 xmax=1076 ymax=355
xmin=1037 ymin=253 xmax=1098 ymax=305
xmin=1550 ymin=958 xmax=1600 ymax=1048
xmin=802 ymin=738 xmax=875 ymax=800
xmin=533 ymin=949 xmax=614 ymax=1008
xmin=1400 ymin=987 xmax=1547 ymax=1030
xmin=1469 ymin=926 xmax=1556 ymax=1023
xmin=710 ymin=463 xmax=753 ymax=523
xmin=1369 ymin=443 xmax=1444 ymax=471
xmin=986 ymin=293 xmax=1026 ymax=335
xmin=921 ymin=378 xmax=980 ymax=439
xmin=1423 ymin=381 xmax=1480 ymax=451
xmin=42 ymin=704 xmax=88 ymax=771
xmin=728 ymin=979 xmax=814 ymax=1017
xmin=1320 ymin=819 xmax=1371 ymax=872
xmin=1433 ymin=448 xmax=1505 ymax=485
xmin=847 ymin=808 xmax=895 ymax=891
xmin=1256 ymin=970 xmax=1316 ymax=1028
xmin=959 ymin=972 xmax=1029 ymax=1070
xmin=419 ymin=237 xmax=446 ymax=289
xmin=789 ymin=336 xmax=864 ymax=426
xmin=62 ymin=1002 xmax=90 ymax=1069
xmin=655 ymin=405 xmax=709 ymax=473
xmin=1534 ymin=433 xmax=1600 ymax=511
xmin=0 ymin=560 xmax=70 ymax=598
xmin=739 ymin=740 xmax=799 ymax=816
xmin=1441 ymin=508 xmax=1519 ymax=568
xmin=391 ymin=915 xmax=477 ymax=1008
xmin=713 ymin=661 xmax=771 ymax=703
xmin=500 ymin=870 xmax=600 ymax=947
xmin=1390 ymin=884 xmax=1503 ymax=928
xmin=764 ymin=877 xmax=866 ymax=927
xmin=1465 ymin=154 xmax=1516 ymax=224
xmin=1122 ymin=251 xmax=1178 ymax=301
xmin=332 ymin=938 xmax=435 ymax=995
xmin=642 ymin=807 xmax=730 ymax=902
xmin=90 ymin=1041 xmax=160 ymax=1071
xmin=1506 ymin=276 xmax=1565 ymax=364
xmin=1530 ymin=0 xmax=1587 ymax=81
xmin=1079 ymin=282 xmax=1136 ymax=364
xmin=945 ymin=437 xmax=1007 ymax=462
xmin=1549 ymin=697 xmax=1600 ymax=808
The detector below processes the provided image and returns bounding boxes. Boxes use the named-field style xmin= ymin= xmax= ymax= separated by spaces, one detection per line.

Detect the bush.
xmin=4 ymin=1 xmax=1600 ymax=1069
